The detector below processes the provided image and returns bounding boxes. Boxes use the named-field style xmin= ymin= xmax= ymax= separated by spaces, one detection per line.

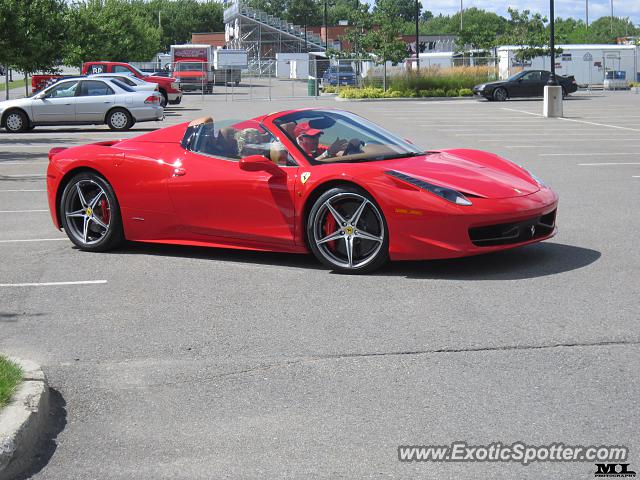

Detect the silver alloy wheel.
xmin=5 ymin=112 xmax=23 ymax=131
xmin=64 ymin=180 xmax=111 ymax=245
xmin=109 ymin=111 xmax=128 ymax=129
xmin=494 ymin=88 xmax=507 ymax=101
xmin=312 ymin=192 xmax=385 ymax=269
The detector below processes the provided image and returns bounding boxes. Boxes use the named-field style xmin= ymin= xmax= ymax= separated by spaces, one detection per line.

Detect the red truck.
xmin=32 ymin=61 xmax=182 ymax=107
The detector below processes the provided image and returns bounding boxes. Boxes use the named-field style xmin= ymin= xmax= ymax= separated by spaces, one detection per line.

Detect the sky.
xmin=418 ymin=0 xmax=640 ymax=26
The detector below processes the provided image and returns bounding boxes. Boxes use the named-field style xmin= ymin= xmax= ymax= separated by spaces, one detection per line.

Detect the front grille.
xmin=469 ymin=209 xmax=556 ymax=247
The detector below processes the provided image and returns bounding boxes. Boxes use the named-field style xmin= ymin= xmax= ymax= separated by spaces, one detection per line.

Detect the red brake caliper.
xmin=100 ymin=198 xmax=110 ymax=224
xmin=324 ymin=211 xmax=337 ymax=252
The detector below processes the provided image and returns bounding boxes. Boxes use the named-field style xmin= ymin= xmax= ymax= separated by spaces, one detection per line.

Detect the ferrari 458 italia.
xmin=46 ymin=109 xmax=558 ymax=273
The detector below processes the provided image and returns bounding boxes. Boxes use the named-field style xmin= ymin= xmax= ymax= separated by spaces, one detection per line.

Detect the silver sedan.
xmin=88 ymin=73 xmax=159 ymax=92
xmin=0 ymin=77 xmax=164 ymax=132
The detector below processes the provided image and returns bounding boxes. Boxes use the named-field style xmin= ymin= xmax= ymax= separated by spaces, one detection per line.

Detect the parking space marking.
xmin=500 ymin=107 xmax=640 ymax=133
xmin=0 ymin=209 xmax=48 ymax=213
xmin=0 ymin=238 xmax=65 ymax=243
xmin=0 ymin=280 xmax=107 ymax=287
xmin=0 ymin=189 xmax=45 ymax=192
xmin=0 ymin=161 xmax=48 ymax=165
xmin=539 ymin=153 xmax=640 ymax=157
xmin=577 ymin=162 xmax=640 ymax=166
xmin=1 ymin=174 xmax=45 ymax=178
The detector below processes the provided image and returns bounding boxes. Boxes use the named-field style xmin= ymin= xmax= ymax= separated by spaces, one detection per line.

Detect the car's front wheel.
xmin=3 ymin=110 xmax=29 ymax=133
xmin=60 ymin=172 xmax=124 ymax=252
xmin=493 ymin=87 xmax=508 ymax=102
xmin=307 ymin=187 xmax=389 ymax=274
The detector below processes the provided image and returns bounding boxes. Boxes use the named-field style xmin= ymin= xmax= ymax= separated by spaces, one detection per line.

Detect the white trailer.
xmin=275 ymin=53 xmax=309 ymax=79
xmin=498 ymin=44 xmax=640 ymax=86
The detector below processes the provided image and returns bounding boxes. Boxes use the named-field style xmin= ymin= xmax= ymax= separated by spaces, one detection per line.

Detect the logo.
xmin=85 ymin=207 xmax=93 ymax=217
xmin=595 ymin=464 xmax=636 ymax=478
xmin=344 ymin=226 xmax=354 ymax=236
xmin=530 ymin=225 xmax=536 ymax=237
xmin=301 ymin=172 xmax=311 ymax=184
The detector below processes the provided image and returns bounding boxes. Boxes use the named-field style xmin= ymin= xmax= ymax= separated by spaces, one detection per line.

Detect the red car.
xmin=46 ymin=109 xmax=558 ymax=273
xmin=32 ymin=62 xmax=182 ymax=108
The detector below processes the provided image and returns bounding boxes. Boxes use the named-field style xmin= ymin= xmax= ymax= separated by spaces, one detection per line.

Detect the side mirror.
xmin=239 ymin=154 xmax=278 ymax=172
xmin=34 ymin=92 xmax=46 ymax=100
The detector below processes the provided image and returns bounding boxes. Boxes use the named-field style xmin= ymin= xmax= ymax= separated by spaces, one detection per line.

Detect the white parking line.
xmin=577 ymin=162 xmax=640 ymax=166
xmin=0 ymin=280 xmax=107 ymax=287
xmin=0 ymin=238 xmax=65 ymax=243
xmin=0 ymin=189 xmax=45 ymax=192
xmin=539 ymin=153 xmax=640 ymax=157
xmin=0 ymin=162 xmax=48 ymax=165
xmin=0 ymin=209 xmax=48 ymax=213
xmin=1 ymin=174 xmax=45 ymax=178
xmin=500 ymin=107 xmax=640 ymax=133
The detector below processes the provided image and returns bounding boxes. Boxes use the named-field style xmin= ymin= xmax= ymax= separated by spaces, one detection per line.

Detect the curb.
xmin=0 ymin=358 xmax=49 ymax=480
xmin=335 ymin=96 xmax=477 ymax=102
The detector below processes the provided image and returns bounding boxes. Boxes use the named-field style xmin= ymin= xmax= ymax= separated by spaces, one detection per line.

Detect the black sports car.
xmin=473 ymin=70 xmax=578 ymax=101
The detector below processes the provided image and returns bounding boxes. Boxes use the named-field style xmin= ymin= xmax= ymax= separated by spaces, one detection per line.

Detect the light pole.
xmin=415 ymin=0 xmax=420 ymax=71
xmin=548 ymin=0 xmax=557 ymax=86
xmin=324 ymin=0 xmax=328 ymax=51
xmin=460 ymin=0 xmax=463 ymax=30
xmin=610 ymin=0 xmax=614 ymax=35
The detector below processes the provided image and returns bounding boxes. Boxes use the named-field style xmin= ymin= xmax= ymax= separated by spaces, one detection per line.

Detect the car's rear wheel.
xmin=106 ymin=108 xmax=133 ymax=131
xmin=307 ymin=187 xmax=389 ymax=274
xmin=4 ymin=110 xmax=29 ymax=133
xmin=60 ymin=172 xmax=124 ymax=252
xmin=493 ymin=87 xmax=508 ymax=102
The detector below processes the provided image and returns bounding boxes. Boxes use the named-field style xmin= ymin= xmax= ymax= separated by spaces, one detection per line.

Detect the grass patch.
xmin=2 ymin=78 xmax=27 ymax=90
xmin=388 ymin=66 xmax=496 ymax=94
xmin=0 ymin=356 xmax=22 ymax=408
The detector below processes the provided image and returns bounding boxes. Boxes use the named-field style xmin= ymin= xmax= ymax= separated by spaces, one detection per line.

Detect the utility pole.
xmin=460 ymin=0 xmax=463 ymax=30
xmin=549 ymin=0 xmax=557 ymax=85
xmin=324 ymin=0 xmax=328 ymax=51
xmin=415 ymin=0 xmax=420 ymax=71
xmin=585 ymin=0 xmax=588 ymax=28
xmin=610 ymin=0 xmax=613 ymax=35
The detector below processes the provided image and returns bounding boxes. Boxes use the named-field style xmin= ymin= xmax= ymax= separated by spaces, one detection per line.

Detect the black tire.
xmin=3 ymin=109 xmax=29 ymax=133
xmin=106 ymin=108 xmax=133 ymax=131
xmin=60 ymin=172 xmax=124 ymax=252
xmin=493 ymin=87 xmax=508 ymax=102
xmin=307 ymin=186 xmax=389 ymax=274
xmin=561 ymin=86 xmax=568 ymax=98
xmin=159 ymin=90 xmax=168 ymax=108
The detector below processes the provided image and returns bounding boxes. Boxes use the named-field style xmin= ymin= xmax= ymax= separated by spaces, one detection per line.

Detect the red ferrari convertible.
xmin=46 ymin=109 xmax=558 ymax=273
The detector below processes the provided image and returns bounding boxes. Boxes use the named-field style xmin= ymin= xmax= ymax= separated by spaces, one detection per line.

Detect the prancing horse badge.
xmin=301 ymin=172 xmax=311 ymax=184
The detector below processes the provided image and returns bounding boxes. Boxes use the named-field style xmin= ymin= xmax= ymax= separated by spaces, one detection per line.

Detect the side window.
xmin=522 ymin=71 xmax=541 ymax=82
xmin=46 ymin=81 xmax=79 ymax=98
xmin=79 ymin=80 xmax=115 ymax=96
xmin=191 ymin=123 xmax=295 ymax=166
xmin=87 ymin=64 xmax=105 ymax=74
xmin=113 ymin=65 xmax=131 ymax=74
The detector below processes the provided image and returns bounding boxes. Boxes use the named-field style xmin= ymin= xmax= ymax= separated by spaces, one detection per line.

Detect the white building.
xmin=497 ymin=44 xmax=640 ymax=86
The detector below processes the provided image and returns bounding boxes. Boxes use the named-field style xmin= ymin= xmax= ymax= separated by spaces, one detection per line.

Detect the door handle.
xmin=172 ymin=167 xmax=186 ymax=177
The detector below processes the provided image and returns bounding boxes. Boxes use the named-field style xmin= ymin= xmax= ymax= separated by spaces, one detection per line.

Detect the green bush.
xmin=459 ymin=88 xmax=474 ymax=97
xmin=445 ymin=89 xmax=459 ymax=97
xmin=432 ymin=88 xmax=446 ymax=97
xmin=322 ymin=85 xmax=337 ymax=93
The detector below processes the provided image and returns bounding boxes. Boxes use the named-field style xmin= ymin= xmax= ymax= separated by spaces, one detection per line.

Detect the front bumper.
xmin=387 ymin=187 xmax=559 ymax=261
xmin=167 ymin=91 xmax=182 ymax=102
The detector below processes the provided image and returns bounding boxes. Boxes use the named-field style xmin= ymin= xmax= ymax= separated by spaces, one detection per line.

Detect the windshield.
xmin=507 ymin=71 xmax=526 ymax=82
xmin=128 ymin=64 xmax=147 ymax=77
xmin=274 ymin=110 xmax=423 ymax=165
xmin=176 ymin=62 xmax=204 ymax=71
xmin=338 ymin=66 xmax=354 ymax=73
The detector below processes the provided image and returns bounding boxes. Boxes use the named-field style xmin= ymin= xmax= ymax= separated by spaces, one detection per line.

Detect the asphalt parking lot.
xmin=1 ymin=90 xmax=639 ymax=479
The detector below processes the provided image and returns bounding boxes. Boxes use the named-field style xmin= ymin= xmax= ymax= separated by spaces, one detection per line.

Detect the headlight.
xmin=385 ymin=170 xmax=473 ymax=206
xmin=171 ymin=82 xmax=178 ymax=89
xmin=524 ymin=168 xmax=547 ymax=187
xmin=477 ymin=84 xmax=485 ymax=90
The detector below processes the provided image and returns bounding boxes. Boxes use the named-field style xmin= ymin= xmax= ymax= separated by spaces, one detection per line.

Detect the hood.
xmin=381 ymin=150 xmax=539 ymax=199
xmin=145 ymin=74 xmax=176 ymax=84
xmin=0 ymin=98 xmax=31 ymax=110
xmin=477 ymin=80 xmax=506 ymax=88
xmin=115 ymin=122 xmax=187 ymax=145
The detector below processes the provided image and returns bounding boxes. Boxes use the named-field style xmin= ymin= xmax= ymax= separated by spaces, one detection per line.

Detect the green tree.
xmin=0 ymin=0 xmax=68 ymax=95
xmin=499 ymin=8 xmax=549 ymax=60
xmin=148 ymin=0 xmax=224 ymax=52
xmin=451 ymin=8 xmax=508 ymax=51
xmin=64 ymin=0 xmax=161 ymax=66
xmin=582 ymin=16 xmax=639 ymax=43
xmin=285 ymin=0 xmax=322 ymax=28
xmin=373 ymin=0 xmax=417 ymax=24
